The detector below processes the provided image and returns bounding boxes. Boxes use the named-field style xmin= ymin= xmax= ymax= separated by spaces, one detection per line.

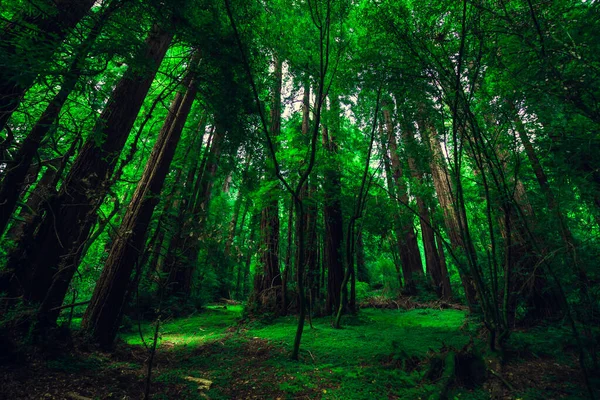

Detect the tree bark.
xmin=323 ymin=97 xmax=345 ymax=315
xmin=420 ymin=120 xmax=478 ymax=308
xmin=224 ymin=156 xmax=251 ymax=258
xmin=165 ymin=123 xmax=223 ymax=296
xmin=511 ymin=108 xmax=574 ymax=247
xmin=356 ymin=230 xmax=368 ymax=284
xmin=379 ymin=121 xmax=404 ymax=289
xmin=400 ymin=123 xmax=450 ymax=298
xmin=4 ymin=159 xmax=61 ymax=240
xmin=0 ymin=5 xmax=114 ymax=236
xmin=282 ymin=194 xmax=294 ymax=315
xmin=251 ymin=56 xmax=283 ymax=313
xmin=6 ymin=26 xmax=173 ymax=308
xmin=79 ymin=64 xmax=198 ymax=344
xmin=382 ymin=103 xmax=423 ymax=292
xmin=300 ymin=82 xmax=319 ymax=314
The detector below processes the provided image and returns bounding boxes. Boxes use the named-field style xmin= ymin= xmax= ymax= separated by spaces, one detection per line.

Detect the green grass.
xmin=121 ymin=304 xmax=243 ymax=347
xmin=18 ymin=302 xmax=588 ymax=399
xmin=118 ymin=305 xmax=476 ymax=399
xmin=243 ymin=308 xmax=473 ymax=399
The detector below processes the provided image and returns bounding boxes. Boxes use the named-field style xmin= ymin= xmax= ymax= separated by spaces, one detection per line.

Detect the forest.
xmin=0 ymin=0 xmax=599 ymax=398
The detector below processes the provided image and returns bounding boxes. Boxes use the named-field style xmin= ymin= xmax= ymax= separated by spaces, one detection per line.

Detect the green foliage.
xmin=354 ymin=280 xmax=370 ymax=303
xmin=0 ymin=1 xmax=599 ymax=397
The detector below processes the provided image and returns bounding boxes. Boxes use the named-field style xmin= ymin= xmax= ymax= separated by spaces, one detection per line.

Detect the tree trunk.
xmin=160 ymin=122 xmax=213 ymax=291
xmin=251 ymin=56 xmax=283 ymax=313
xmin=4 ymin=159 xmax=61 ymax=240
xmin=6 ymin=26 xmax=173 ymax=308
xmin=322 ymin=98 xmax=345 ymax=315
xmin=511 ymin=109 xmax=574 ymax=247
xmin=241 ymin=214 xmax=259 ymax=299
xmin=79 ymin=65 xmax=198 ymax=344
xmin=224 ymin=156 xmax=251 ymax=257
xmin=0 ymin=0 xmax=97 ymax=132
xmin=282 ymin=194 xmax=294 ymax=315
xmin=0 ymin=6 xmax=113 ymax=236
xmin=382 ymin=104 xmax=423 ymax=292
xmin=166 ymin=124 xmax=223 ymax=296
xmin=251 ymin=199 xmax=282 ymax=311
xmin=234 ymin=198 xmax=250 ymax=299
xmin=379 ymin=121 xmax=404 ymax=289
xmin=300 ymin=82 xmax=319 ymax=314
xmin=401 ymin=124 xmax=449 ymax=298
xmin=420 ymin=120 xmax=478 ymax=308
xmin=435 ymin=229 xmax=452 ymax=300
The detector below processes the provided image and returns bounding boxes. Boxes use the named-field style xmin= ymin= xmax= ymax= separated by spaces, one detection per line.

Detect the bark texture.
xmin=6 ymin=26 xmax=173 ymax=311
xmin=80 ymin=67 xmax=198 ymax=344
xmin=382 ymin=103 xmax=423 ymax=291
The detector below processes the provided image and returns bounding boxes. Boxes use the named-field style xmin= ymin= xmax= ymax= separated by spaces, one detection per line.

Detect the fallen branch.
xmin=49 ymin=300 xmax=90 ymax=312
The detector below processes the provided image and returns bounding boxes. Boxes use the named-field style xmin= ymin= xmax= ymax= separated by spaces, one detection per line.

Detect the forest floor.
xmin=0 ymin=302 xmax=591 ymax=399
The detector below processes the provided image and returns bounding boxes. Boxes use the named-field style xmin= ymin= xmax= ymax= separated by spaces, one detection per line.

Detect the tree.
xmin=5 ymin=24 xmax=173 ymax=309
xmin=80 ymin=56 xmax=200 ymax=344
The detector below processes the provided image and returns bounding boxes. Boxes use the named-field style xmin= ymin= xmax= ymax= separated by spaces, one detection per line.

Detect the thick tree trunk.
xmin=80 ymin=66 xmax=198 ymax=344
xmin=435 ymin=229 xmax=452 ymax=299
xmin=241 ymin=214 xmax=259 ymax=299
xmin=251 ymin=57 xmax=283 ymax=313
xmin=160 ymin=123 xmax=213 ymax=295
xmin=0 ymin=0 xmax=96 ymax=132
xmin=420 ymin=120 xmax=478 ymax=308
xmin=401 ymin=124 xmax=450 ymax=298
xmin=252 ymin=199 xmax=282 ymax=310
xmin=300 ymin=83 xmax=319 ymax=314
xmin=323 ymin=97 xmax=345 ymax=315
xmin=282 ymin=195 xmax=294 ymax=315
xmin=379 ymin=121 xmax=404 ymax=288
xmin=6 ymin=26 xmax=173 ymax=308
xmin=234 ymin=198 xmax=250 ymax=298
xmin=0 ymin=7 xmax=112 ymax=236
xmin=511 ymin=109 xmax=574 ymax=247
xmin=382 ymin=104 xmax=423 ymax=292
xmin=142 ymin=162 xmax=190 ymax=282
xmin=224 ymin=155 xmax=251 ymax=258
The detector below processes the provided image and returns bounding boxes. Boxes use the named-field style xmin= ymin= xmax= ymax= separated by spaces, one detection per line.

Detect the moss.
xmin=123 ymin=306 xmax=472 ymax=399
xmin=120 ymin=305 xmax=242 ymax=347
xmin=112 ymin=305 xmax=587 ymax=399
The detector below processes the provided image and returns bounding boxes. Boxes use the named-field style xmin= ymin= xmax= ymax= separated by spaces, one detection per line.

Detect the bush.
xmin=355 ymin=281 xmax=371 ymax=303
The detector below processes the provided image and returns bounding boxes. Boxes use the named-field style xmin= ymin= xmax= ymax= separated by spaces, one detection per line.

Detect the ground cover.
xmin=0 ymin=303 xmax=588 ymax=399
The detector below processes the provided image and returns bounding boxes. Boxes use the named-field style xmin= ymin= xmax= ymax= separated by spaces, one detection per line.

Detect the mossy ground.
xmin=0 ymin=304 xmax=591 ymax=399
xmin=121 ymin=305 xmax=475 ymax=399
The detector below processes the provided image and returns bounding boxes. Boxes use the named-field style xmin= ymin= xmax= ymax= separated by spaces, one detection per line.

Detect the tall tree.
xmin=80 ymin=60 xmax=199 ymax=344
xmin=250 ymin=56 xmax=284 ymax=313
xmin=0 ymin=2 xmax=119 ymax=236
xmin=382 ymin=101 xmax=423 ymax=291
xmin=400 ymin=121 xmax=451 ymax=299
xmin=323 ymin=95 xmax=345 ymax=315
xmin=5 ymin=25 xmax=173 ymax=307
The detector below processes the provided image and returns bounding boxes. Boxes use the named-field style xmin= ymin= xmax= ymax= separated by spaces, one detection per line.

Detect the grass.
xmin=118 ymin=305 xmax=480 ymax=399
xmin=121 ymin=304 xmax=243 ymax=347
xmin=31 ymin=303 xmax=589 ymax=399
